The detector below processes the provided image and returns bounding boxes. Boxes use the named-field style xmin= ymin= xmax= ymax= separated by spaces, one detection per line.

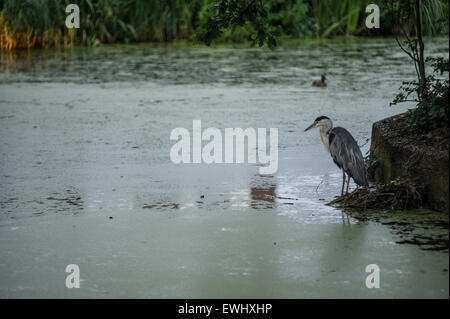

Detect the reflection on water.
xmin=250 ymin=174 xmax=276 ymax=210
xmin=251 ymin=184 xmax=276 ymax=209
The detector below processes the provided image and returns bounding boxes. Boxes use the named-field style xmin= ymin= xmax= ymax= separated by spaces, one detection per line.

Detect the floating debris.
xmin=143 ymin=202 xmax=180 ymax=210
xmin=348 ymin=208 xmax=449 ymax=252
xmin=327 ymin=179 xmax=448 ymax=252
xmin=43 ymin=188 xmax=84 ymax=214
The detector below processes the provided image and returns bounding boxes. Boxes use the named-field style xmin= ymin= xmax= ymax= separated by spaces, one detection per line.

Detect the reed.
xmin=0 ymin=0 xmax=447 ymax=51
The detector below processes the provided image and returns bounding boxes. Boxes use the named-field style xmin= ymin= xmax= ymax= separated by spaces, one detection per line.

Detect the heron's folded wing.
xmin=329 ymin=127 xmax=368 ymax=186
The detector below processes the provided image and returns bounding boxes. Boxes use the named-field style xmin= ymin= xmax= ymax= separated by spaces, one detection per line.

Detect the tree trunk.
xmin=415 ymin=0 xmax=426 ymax=100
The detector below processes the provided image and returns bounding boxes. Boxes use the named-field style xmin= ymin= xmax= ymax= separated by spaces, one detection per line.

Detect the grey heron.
xmin=304 ymin=116 xmax=369 ymax=196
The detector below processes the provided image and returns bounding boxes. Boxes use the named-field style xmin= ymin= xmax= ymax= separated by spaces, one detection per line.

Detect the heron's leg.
xmin=346 ymin=175 xmax=350 ymax=194
xmin=341 ymin=168 xmax=346 ymax=196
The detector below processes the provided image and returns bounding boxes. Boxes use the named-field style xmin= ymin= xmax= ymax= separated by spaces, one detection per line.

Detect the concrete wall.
xmin=369 ymin=113 xmax=449 ymax=213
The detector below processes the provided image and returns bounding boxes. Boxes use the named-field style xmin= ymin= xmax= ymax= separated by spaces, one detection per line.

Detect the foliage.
xmin=364 ymin=152 xmax=382 ymax=178
xmin=383 ymin=0 xmax=449 ymax=35
xmin=391 ymin=57 xmax=449 ymax=132
xmin=410 ymin=58 xmax=450 ymax=131
xmin=197 ymin=0 xmax=448 ymax=48
xmin=1 ymin=0 xmax=448 ymax=50
xmin=0 ymin=0 xmax=208 ymax=49
xmin=196 ymin=0 xmax=277 ymax=49
xmin=387 ymin=0 xmax=448 ymax=132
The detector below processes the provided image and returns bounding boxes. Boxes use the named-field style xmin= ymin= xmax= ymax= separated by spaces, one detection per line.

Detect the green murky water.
xmin=0 ymin=38 xmax=448 ymax=298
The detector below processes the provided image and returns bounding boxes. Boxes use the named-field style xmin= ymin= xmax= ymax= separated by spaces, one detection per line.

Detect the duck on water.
xmin=312 ymin=74 xmax=327 ymax=87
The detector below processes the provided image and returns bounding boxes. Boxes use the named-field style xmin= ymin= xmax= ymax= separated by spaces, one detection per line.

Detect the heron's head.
xmin=321 ymin=74 xmax=327 ymax=82
xmin=304 ymin=116 xmax=332 ymax=132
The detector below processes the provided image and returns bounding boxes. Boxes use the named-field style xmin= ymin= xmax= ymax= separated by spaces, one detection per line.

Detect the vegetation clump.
xmin=328 ymin=178 xmax=424 ymax=211
xmin=391 ymin=57 xmax=449 ymax=132
xmin=0 ymin=0 xmax=448 ymax=50
xmin=387 ymin=0 xmax=449 ymax=133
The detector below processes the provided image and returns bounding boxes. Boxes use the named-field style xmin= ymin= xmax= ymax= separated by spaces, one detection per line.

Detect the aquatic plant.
xmin=0 ymin=0 xmax=448 ymax=50
xmin=328 ymin=178 xmax=424 ymax=211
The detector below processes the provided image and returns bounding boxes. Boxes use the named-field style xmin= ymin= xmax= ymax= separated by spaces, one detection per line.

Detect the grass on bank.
xmin=0 ymin=0 xmax=448 ymax=51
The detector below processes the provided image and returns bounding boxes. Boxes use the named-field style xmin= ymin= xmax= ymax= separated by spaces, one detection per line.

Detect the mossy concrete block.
xmin=370 ymin=112 xmax=449 ymax=213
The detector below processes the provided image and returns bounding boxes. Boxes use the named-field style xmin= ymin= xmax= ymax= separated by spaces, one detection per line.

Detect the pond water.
xmin=0 ymin=38 xmax=448 ymax=298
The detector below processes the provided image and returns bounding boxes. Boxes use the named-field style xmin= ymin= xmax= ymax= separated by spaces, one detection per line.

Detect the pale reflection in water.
xmin=250 ymin=181 xmax=276 ymax=210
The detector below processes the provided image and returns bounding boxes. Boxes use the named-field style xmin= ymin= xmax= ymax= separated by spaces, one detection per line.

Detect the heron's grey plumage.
xmin=328 ymin=127 xmax=369 ymax=187
xmin=304 ymin=116 xmax=369 ymax=195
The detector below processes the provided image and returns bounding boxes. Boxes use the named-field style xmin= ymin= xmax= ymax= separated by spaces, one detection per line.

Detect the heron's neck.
xmin=319 ymin=125 xmax=332 ymax=152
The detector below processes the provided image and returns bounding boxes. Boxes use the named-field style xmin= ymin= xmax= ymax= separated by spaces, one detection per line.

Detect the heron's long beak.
xmin=304 ymin=122 xmax=316 ymax=132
